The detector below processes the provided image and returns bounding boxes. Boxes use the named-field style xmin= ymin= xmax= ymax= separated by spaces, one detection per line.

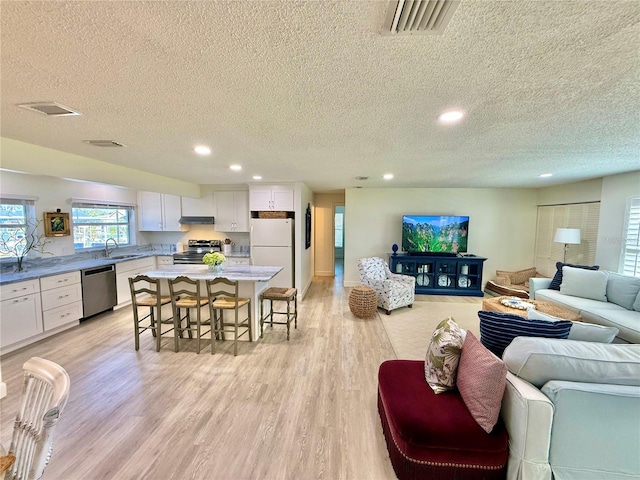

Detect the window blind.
xmin=621 ymin=197 xmax=640 ymax=277
xmin=534 ymin=202 xmax=600 ymax=277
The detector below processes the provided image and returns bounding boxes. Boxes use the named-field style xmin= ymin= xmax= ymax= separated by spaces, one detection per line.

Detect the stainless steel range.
xmin=173 ymin=239 xmax=222 ymax=264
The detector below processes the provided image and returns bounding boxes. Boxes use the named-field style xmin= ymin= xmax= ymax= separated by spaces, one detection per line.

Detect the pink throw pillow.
xmin=457 ymin=332 xmax=507 ymax=433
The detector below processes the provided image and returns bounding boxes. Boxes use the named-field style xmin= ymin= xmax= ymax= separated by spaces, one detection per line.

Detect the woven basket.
xmin=257 ymin=211 xmax=287 ymax=219
xmin=349 ymin=286 xmax=378 ymax=318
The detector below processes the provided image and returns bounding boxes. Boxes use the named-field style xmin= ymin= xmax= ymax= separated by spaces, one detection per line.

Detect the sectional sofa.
xmin=530 ymin=267 xmax=640 ymax=344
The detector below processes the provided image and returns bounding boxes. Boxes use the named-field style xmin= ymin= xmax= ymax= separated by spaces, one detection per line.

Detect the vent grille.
xmin=83 ymin=140 xmax=126 ymax=147
xmin=17 ymin=102 xmax=81 ymax=116
xmin=356 ymin=176 xmax=369 ymax=181
xmin=382 ymin=0 xmax=460 ymax=35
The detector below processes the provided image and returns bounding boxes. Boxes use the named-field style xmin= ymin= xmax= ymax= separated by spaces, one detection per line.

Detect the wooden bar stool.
xmin=206 ymin=277 xmax=252 ymax=356
xmin=129 ymin=275 xmax=175 ymax=351
xmin=168 ymin=276 xmax=211 ymax=354
xmin=260 ymin=287 xmax=298 ymax=340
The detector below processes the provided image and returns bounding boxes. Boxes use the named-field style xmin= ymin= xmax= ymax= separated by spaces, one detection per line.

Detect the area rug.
xmin=379 ymin=300 xmax=483 ymax=360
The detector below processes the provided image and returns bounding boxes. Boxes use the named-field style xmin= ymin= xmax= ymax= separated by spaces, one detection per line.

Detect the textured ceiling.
xmin=1 ymin=1 xmax=639 ymax=192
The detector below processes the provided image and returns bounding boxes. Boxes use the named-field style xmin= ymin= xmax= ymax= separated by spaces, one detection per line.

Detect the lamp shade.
xmin=554 ymin=228 xmax=581 ymax=245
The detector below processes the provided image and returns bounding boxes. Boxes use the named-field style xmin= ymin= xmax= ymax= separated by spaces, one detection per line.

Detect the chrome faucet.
xmin=105 ymin=238 xmax=119 ymax=258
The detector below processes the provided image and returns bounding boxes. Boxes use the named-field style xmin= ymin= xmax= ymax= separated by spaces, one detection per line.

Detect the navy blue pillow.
xmin=478 ymin=310 xmax=572 ymax=358
xmin=548 ymin=262 xmax=599 ymax=290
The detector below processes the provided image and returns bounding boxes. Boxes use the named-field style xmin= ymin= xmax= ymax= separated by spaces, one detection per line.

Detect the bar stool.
xmin=206 ymin=278 xmax=252 ymax=356
xmin=168 ymin=276 xmax=211 ymax=354
xmin=129 ymin=275 xmax=175 ymax=351
xmin=260 ymin=287 xmax=298 ymax=340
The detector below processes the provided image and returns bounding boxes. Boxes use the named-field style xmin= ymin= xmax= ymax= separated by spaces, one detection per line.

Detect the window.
xmin=0 ymin=198 xmax=34 ymax=258
xmin=621 ymin=197 xmax=640 ymax=277
xmin=72 ymin=202 xmax=134 ymax=249
xmin=335 ymin=211 xmax=344 ymax=248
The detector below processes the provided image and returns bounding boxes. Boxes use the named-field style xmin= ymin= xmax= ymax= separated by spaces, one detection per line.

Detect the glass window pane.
xmin=0 ymin=204 xmax=26 ymax=226
xmin=72 ymin=204 xmax=133 ymax=249
xmin=335 ymin=212 xmax=344 ymax=248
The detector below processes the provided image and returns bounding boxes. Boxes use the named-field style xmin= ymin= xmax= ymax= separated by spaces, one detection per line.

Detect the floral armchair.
xmin=358 ymin=257 xmax=415 ymax=315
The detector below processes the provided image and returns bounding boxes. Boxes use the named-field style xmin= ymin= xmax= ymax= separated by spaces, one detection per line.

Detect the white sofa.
xmin=530 ymin=271 xmax=640 ymax=344
xmin=500 ymin=337 xmax=640 ymax=480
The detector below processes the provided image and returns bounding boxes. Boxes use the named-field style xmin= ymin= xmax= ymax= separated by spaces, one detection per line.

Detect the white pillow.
xmin=527 ymin=309 xmax=618 ymax=343
xmin=503 ymin=337 xmax=640 ymax=388
xmin=560 ymin=266 xmax=608 ymax=301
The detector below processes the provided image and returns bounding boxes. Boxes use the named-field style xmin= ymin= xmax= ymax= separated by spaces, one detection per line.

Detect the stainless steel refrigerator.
xmin=250 ymin=218 xmax=294 ymax=288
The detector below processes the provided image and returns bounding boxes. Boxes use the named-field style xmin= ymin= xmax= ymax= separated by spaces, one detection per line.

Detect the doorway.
xmin=334 ymin=205 xmax=344 ymax=279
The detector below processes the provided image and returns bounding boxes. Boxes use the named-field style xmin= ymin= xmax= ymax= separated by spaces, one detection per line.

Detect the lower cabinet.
xmin=115 ymin=257 xmax=156 ymax=307
xmin=40 ymin=271 xmax=83 ymax=330
xmin=388 ymin=254 xmax=487 ymax=297
xmin=156 ymin=255 xmax=174 ymax=267
xmin=0 ymin=279 xmax=43 ymax=349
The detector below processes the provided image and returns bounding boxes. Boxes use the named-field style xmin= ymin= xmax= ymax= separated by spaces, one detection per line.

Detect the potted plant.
xmin=0 ymin=219 xmax=51 ymax=272
xmin=202 ymin=252 xmax=226 ymax=272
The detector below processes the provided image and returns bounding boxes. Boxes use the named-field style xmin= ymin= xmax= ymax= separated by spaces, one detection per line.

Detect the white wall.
xmin=295 ymin=182 xmax=314 ymax=298
xmin=596 ymin=171 xmax=640 ymax=271
xmin=0 ymin=170 xmax=138 ymax=257
xmin=2 ymin=137 xmax=199 ymax=197
xmin=537 ymin=178 xmax=602 ymax=205
xmin=535 ymin=171 xmax=640 ymax=273
xmin=344 ymin=188 xmax=538 ymax=287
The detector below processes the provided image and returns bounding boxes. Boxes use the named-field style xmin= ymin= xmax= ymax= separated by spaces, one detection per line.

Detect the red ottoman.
xmin=378 ymin=360 xmax=508 ymax=480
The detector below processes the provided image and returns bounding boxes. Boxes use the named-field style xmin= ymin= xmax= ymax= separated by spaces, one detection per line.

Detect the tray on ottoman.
xmin=378 ymin=360 xmax=508 ymax=480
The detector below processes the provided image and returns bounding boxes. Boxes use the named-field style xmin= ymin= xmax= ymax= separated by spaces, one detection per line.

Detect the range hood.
xmin=179 ymin=216 xmax=215 ymax=225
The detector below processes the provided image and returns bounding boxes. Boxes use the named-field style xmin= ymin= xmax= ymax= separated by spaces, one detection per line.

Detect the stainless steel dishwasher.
xmin=81 ymin=264 xmax=117 ymax=318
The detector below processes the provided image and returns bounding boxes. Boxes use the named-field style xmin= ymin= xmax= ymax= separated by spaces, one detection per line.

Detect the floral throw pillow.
xmin=424 ymin=316 xmax=464 ymax=394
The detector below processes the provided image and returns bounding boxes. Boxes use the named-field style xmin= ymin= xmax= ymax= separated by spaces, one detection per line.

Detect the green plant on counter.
xmin=0 ymin=219 xmax=51 ymax=272
xmin=202 ymin=252 xmax=226 ymax=266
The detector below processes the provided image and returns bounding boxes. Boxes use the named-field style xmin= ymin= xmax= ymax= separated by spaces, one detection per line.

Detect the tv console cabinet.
xmin=388 ymin=254 xmax=487 ymax=297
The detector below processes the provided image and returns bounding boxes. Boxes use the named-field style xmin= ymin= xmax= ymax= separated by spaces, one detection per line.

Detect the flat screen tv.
xmin=402 ymin=215 xmax=469 ymax=255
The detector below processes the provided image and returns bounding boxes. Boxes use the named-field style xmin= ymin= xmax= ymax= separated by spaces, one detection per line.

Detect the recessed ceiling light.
xmin=437 ymin=110 xmax=465 ymax=124
xmin=230 ymin=164 xmax=242 ymax=171
xmin=539 ymin=173 xmax=553 ymax=178
xmin=194 ymin=145 xmax=211 ymax=155
xmin=383 ymin=173 xmax=394 ymax=180
xmin=252 ymin=175 xmax=262 ymax=180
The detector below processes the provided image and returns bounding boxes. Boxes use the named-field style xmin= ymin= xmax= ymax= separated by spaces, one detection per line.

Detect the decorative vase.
xmin=208 ymin=263 xmax=223 ymax=273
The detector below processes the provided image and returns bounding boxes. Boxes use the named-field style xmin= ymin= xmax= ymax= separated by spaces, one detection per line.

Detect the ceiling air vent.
xmin=83 ymin=140 xmax=126 ymax=147
xmin=382 ymin=0 xmax=460 ymax=35
xmin=18 ymin=102 xmax=81 ymax=116
xmin=356 ymin=176 xmax=369 ymax=181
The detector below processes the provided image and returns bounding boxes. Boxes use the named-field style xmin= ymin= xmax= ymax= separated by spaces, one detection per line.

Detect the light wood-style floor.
xmin=0 ymin=272 xmax=479 ymax=480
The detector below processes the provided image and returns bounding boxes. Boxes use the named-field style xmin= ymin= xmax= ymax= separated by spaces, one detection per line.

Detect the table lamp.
xmin=554 ymin=228 xmax=581 ymax=262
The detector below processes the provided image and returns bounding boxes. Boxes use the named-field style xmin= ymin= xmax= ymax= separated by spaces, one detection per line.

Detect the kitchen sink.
xmin=109 ymin=254 xmax=143 ymax=260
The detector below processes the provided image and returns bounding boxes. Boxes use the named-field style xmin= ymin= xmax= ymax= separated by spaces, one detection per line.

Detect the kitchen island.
xmin=141 ymin=264 xmax=283 ymax=341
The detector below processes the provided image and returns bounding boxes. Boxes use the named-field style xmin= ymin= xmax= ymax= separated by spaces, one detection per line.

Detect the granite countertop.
xmin=222 ymin=252 xmax=251 ymax=258
xmin=0 ymin=251 xmax=159 ymax=286
xmin=142 ymin=265 xmax=281 ymax=282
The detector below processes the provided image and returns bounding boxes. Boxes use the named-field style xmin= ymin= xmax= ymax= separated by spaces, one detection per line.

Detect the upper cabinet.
xmin=138 ymin=191 xmax=182 ymax=231
xmin=249 ymin=185 xmax=294 ymax=211
xmin=215 ymin=191 xmax=249 ymax=232
xmin=181 ymin=191 xmax=215 ymax=217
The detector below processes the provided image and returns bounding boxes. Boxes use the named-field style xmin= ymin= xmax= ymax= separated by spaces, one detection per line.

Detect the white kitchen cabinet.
xmin=181 ymin=192 xmax=214 ymax=216
xmin=40 ymin=271 xmax=83 ymax=330
xmin=156 ymin=255 xmax=174 ymax=266
xmin=249 ymin=185 xmax=294 ymax=211
xmin=215 ymin=191 xmax=249 ymax=232
xmin=0 ymin=279 xmax=43 ymax=349
xmin=115 ymin=257 xmax=156 ymax=307
xmin=138 ymin=191 xmax=182 ymax=231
